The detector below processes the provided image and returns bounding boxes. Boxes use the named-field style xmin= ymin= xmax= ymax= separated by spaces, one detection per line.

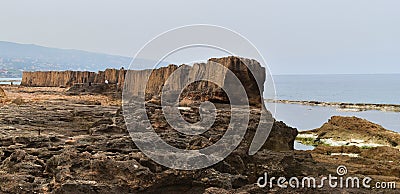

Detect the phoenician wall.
xmin=21 ymin=68 xmax=127 ymax=89
xmin=124 ymin=56 xmax=265 ymax=105
xmin=21 ymin=56 xmax=265 ymax=105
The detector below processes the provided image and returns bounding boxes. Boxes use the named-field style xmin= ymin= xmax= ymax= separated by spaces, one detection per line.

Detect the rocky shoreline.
xmin=0 ymin=85 xmax=398 ymax=193
xmin=269 ymin=99 xmax=400 ymax=112
xmin=296 ymin=116 xmax=400 ymax=190
xmin=0 ymin=85 xmax=317 ymax=193
xmin=0 ymin=56 xmax=398 ymax=193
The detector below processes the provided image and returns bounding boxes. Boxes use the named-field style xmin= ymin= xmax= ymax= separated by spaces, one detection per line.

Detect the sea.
xmin=266 ymin=74 xmax=400 ymax=150
xmin=0 ymin=78 xmax=21 ymax=85
xmin=270 ymin=74 xmax=400 ymax=104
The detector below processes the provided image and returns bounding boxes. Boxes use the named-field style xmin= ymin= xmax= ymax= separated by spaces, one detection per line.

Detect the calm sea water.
xmin=271 ymin=74 xmax=400 ymax=104
xmin=268 ymin=74 xmax=400 ymax=131
xmin=0 ymin=78 xmax=21 ymax=85
xmin=268 ymin=74 xmax=400 ymax=150
xmin=267 ymin=102 xmax=400 ymax=133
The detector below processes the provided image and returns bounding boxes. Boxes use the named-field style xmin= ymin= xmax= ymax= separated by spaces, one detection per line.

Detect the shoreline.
xmin=1 ymin=86 xmax=399 ymax=192
xmin=267 ymin=99 xmax=400 ymax=112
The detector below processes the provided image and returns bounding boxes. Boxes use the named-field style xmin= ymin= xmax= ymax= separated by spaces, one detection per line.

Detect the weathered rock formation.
xmin=301 ymin=116 xmax=400 ymax=148
xmin=21 ymin=68 xmax=126 ymax=88
xmin=22 ymin=56 xmax=265 ymax=106
xmin=124 ymin=56 xmax=265 ymax=106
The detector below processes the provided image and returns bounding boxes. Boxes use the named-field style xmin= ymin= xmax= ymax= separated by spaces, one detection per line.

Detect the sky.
xmin=1 ymin=0 xmax=399 ymax=75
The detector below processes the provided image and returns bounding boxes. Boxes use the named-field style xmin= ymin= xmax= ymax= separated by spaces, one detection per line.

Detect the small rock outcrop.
xmin=302 ymin=116 xmax=400 ymax=148
xmin=299 ymin=116 xmax=400 ymax=188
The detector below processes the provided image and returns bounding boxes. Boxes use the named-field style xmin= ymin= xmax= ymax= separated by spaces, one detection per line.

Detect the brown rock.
xmin=21 ymin=56 xmax=265 ymax=106
xmin=12 ymin=97 xmax=25 ymax=105
xmin=124 ymin=56 xmax=265 ymax=106
xmin=21 ymin=68 xmax=126 ymax=87
xmin=204 ymin=187 xmax=231 ymax=194
xmin=306 ymin=116 xmax=400 ymax=147
xmin=0 ymin=87 xmax=5 ymax=98
xmin=117 ymin=67 xmax=126 ymax=91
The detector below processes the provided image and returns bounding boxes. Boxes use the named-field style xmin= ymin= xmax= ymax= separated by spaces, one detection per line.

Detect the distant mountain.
xmin=0 ymin=41 xmax=167 ymax=78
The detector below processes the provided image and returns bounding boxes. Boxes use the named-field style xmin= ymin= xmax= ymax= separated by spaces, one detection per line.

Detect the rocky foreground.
xmin=298 ymin=116 xmax=400 ymax=189
xmin=0 ymin=86 xmax=308 ymax=193
xmin=0 ymin=86 xmax=398 ymax=193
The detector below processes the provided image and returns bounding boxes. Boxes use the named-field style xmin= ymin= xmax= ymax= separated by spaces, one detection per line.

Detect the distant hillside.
xmin=0 ymin=41 xmax=166 ymax=78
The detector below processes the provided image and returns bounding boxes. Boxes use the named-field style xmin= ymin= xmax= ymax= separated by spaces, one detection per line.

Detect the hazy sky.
xmin=1 ymin=0 xmax=399 ymax=74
